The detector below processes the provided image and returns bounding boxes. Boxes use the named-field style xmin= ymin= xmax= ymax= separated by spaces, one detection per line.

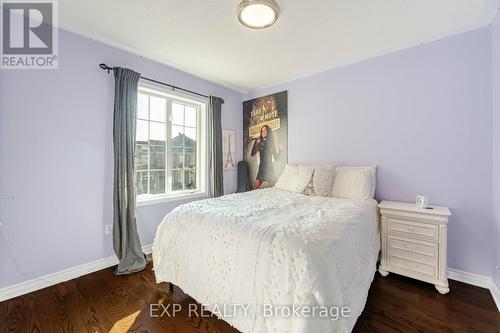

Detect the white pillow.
xmin=275 ymin=164 xmax=312 ymax=193
xmin=330 ymin=166 xmax=376 ymax=199
xmin=299 ymin=164 xmax=336 ymax=197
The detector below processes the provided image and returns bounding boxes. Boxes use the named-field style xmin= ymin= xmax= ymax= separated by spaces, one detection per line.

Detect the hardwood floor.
xmin=1 ymin=261 xmax=498 ymax=333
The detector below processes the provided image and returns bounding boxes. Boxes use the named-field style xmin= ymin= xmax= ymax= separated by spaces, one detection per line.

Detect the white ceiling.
xmin=59 ymin=0 xmax=500 ymax=92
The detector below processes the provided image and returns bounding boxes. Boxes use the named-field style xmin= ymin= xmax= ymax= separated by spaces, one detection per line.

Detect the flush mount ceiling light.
xmin=238 ymin=0 xmax=280 ymax=29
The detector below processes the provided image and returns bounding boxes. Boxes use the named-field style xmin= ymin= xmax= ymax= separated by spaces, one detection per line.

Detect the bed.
xmin=152 ymin=187 xmax=380 ymax=333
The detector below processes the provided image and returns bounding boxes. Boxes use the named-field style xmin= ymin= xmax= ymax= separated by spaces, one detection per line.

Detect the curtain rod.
xmin=99 ymin=63 xmax=209 ymax=99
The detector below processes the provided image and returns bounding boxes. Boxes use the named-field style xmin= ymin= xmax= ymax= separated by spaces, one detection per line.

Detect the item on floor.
xmin=237 ymin=160 xmax=251 ymax=192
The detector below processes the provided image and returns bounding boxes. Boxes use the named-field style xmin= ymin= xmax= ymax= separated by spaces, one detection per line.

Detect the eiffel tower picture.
xmin=303 ymin=169 xmax=316 ymax=196
xmin=223 ymin=129 xmax=236 ymax=169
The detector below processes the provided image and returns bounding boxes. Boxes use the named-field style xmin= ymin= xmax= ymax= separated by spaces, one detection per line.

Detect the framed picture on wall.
xmin=223 ymin=129 xmax=236 ymax=170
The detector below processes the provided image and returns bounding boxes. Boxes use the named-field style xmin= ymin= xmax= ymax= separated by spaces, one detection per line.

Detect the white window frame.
xmin=136 ymin=81 xmax=209 ymax=206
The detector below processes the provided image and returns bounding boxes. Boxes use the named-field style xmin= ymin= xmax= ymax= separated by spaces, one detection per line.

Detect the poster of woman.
xmin=243 ymin=91 xmax=288 ymax=189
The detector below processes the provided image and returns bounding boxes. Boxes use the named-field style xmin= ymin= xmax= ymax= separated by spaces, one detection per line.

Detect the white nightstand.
xmin=378 ymin=200 xmax=452 ymax=294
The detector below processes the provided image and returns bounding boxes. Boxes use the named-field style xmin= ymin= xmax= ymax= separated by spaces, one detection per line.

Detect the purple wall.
xmin=246 ymin=28 xmax=494 ymax=277
xmin=0 ymin=29 xmax=243 ymax=288
xmin=492 ymin=11 xmax=500 ymax=287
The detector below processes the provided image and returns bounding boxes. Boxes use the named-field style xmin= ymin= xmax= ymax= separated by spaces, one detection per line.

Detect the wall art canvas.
xmin=243 ymin=91 xmax=288 ymax=189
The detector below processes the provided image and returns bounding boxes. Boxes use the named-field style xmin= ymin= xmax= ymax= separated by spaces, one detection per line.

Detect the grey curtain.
xmin=209 ymin=96 xmax=225 ymax=197
xmin=112 ymin=67 xmax=147 ymax=275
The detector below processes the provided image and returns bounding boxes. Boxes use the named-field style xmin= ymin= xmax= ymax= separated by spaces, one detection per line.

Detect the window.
xmin=135 ymin=84 xmax=208 ymax=205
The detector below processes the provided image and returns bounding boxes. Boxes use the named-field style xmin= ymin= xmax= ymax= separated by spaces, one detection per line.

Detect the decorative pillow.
xmin=299 ymin=164 xmax=336 ymax=197
xmin=275 ymin=164 xmax=313 ymax=193
xmin=330 ymin=166 xmax=376 ymax=199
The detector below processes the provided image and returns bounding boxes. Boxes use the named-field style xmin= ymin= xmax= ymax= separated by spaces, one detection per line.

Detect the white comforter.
xmin=153 ymin=188 xmax=380 ymax=333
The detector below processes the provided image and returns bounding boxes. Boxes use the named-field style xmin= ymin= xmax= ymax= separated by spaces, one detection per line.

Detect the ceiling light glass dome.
xmin=238 ymin=0 xmax=280 ymax=29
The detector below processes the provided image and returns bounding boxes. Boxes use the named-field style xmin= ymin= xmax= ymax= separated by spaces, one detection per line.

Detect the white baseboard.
xmin=490 ymin=280 xmax=500 ymax=312
xmin=0 ymin=244 xmax=153 ymax=302
xmin=447 ymin=268 xmax=492 ymax=288
xmin=448 ymin=268 xmax=500 ymax=312
xmin=142 ymin=243 xmax=153 ymax=255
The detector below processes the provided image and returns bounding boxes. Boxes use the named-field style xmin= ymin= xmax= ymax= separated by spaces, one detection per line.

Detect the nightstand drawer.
xmin=388 ymin=236 xmax=437 ymax=265
xmin=388 ymin=218 xmax=438 ymax=241
xmin=389 ymin=255 xmax=437 ymax=278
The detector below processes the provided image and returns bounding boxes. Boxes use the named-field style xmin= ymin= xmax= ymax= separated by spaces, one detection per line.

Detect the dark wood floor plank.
xmin=0 ymin=294 xmax=30 ymax=333
xmin=353 ymin=274 xmax=500 ymax=333
xmin=76 ymin=268 xmax=149 ymax=332
xmin=1 ymin=264 xmax=498 ymax=333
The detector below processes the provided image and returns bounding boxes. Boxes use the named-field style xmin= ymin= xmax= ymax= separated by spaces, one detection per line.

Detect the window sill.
xmin=137 ymin=191 xmax=208 ymax=207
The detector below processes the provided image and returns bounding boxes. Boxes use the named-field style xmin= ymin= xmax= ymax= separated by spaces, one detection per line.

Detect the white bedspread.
xmin=153 ymin=188 xmax=380 ymax=333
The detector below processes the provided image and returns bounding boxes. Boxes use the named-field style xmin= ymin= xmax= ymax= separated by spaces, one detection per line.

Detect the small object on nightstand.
xmin=378 ymin=200 xmax=451 ymax=294
xmin=416 ymin=195 xmax=429 ymax=208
